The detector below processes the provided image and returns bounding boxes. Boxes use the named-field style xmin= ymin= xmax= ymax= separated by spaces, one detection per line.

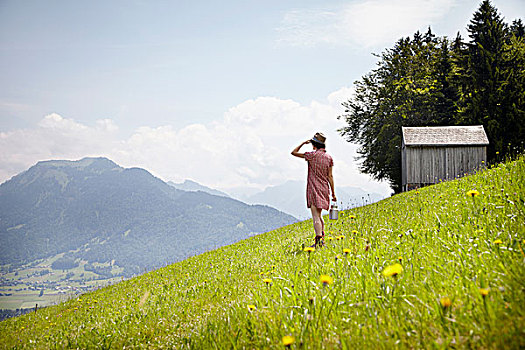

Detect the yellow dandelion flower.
xmin=349 ymin=215 xmax=356 ymax=219
xmin=337 ymin=235 xmax=345 ymax=240
xmin=352 ymin=230 xmax=358 ymax=235
xmin=304 ymin=247 xmax=315 ymax=253
xmin=467 ymin=190 xmax=480 ymax=197
xmin=343 ymin=248 xmax=351 ymax=255
xmin=398 ymin=256 xmax=403 ymax=262
xmin=320 ymin=275 xmax=333 ymax=286
xmin=263 ymin=278 xmax=272 ymax=285
xmin=282 ymin=335 xmax=295 ymax=346
xmin=326 ymin=236 xmax=334 ymax=242
xmin=493 ymin=239 xmax=503 ymax=244
xmin=247 ymin=304 xmax=256 ymax=311
xmin=382 ymin=263 xmax=403 ymax=277
xmin=440 ymin=297 xmax=452 ymax=308
xmin=479 ymin=288 xmax=490 ymax=297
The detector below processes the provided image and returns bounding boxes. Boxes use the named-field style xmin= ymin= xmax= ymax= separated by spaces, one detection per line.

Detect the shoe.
xmin=314 ymin=235 xmax=325 ymax=248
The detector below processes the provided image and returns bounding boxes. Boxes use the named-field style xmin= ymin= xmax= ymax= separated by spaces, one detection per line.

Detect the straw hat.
xmin=311 ymin=132 xmax=326 ymax=145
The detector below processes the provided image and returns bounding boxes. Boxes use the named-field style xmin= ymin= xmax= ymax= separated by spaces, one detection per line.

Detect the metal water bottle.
xmin=329 ymin=201 xmax=339 ymax=220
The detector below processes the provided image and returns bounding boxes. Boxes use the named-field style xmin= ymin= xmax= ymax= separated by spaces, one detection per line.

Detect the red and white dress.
xmin=304 ymin=149 xmax=333 ymax=210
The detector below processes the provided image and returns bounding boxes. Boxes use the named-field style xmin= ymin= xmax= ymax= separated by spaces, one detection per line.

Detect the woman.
xmin=291 ymin=132 xmax=336 ymax=247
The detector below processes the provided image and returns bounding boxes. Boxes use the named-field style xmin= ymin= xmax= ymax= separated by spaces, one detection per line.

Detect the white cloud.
xmin=0 ymin=113 xmax=120 ymax=182
xmin=277 ymin=0 xmax=457 ymax=48
xmin=0 ymin=89 xmax=391 ymax=196
xmin=38 ymin=113 xmax=88 ymax=131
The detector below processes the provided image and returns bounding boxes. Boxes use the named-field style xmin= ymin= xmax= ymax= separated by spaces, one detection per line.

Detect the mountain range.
xmin=228 ymin=180 xmax=386 ymax=219
xmin=0 ymin=158 xmax=296 ymax=276
xmin=169 ymin=180 xmax=386 ymax=220
xmin=168 ymin=179 xmax=230 ymax=198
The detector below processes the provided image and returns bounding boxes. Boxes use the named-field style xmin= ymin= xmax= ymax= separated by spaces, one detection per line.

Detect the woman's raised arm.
xmin=291 ymin=140 xmax=310 ymax=158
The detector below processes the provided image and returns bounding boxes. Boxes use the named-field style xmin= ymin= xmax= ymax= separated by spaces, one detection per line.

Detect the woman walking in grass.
xmin=291 ymin=132 xmax=336 ymax=247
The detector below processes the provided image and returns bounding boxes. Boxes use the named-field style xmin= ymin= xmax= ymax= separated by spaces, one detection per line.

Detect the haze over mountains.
xmin=0 ymin=158 xmax=295 ymax=276
xmin=169 ymin=179 xmax=386 ymax=220
xmin=192 ymin=180 xmax=386 ymax=220
xmin=239 ymin=180 xmax=386 ymax=219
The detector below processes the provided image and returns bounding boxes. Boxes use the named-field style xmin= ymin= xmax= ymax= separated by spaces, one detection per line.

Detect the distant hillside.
xmin=0 ymin=157 xmax=296 ymax=275
xmin=167 ymin=179 xmax=230 ymax=198
xmin=243 ymin=180 xmax=386 ymax=219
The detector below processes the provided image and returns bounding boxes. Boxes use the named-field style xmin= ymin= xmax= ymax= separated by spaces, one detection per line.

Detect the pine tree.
xmin=501 ymin=27 xmax=525 ymax=155
xmin=459 ymin=0 xmax=509 ymax=158
xmin=434 ymin=38 xmax=458 ymax=125
xmin=510 ymin=19 xmax=524 ymax=38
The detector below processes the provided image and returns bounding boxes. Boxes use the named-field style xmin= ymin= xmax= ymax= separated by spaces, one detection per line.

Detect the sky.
xmin=1 ymin=0 xmax=524 ymax=196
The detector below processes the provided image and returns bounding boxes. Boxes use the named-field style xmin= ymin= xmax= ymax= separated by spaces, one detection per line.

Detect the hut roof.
xmin=402 ymin=125 xmax=489 ymax=146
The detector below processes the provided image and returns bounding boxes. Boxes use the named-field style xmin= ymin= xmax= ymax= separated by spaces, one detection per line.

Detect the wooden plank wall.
xmin=403 ymin=146 xmax=486 ymax=188
xmin=401 ymin=144 xmax=406 ymax=187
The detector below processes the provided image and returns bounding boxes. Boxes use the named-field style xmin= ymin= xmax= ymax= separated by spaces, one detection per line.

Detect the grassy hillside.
xmin=1 ymin=157 xmax=524 ymax=349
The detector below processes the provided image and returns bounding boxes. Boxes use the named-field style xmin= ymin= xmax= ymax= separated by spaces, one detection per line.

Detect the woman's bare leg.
xmin=310 ymin=205 xmax=324 ymax=237
xmin=320 ymin=209 xmax=325 ymax=235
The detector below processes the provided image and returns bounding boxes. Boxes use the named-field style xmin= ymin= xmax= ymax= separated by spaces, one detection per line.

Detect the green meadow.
xmin=1 ymin=157 xmax=524 ymax=349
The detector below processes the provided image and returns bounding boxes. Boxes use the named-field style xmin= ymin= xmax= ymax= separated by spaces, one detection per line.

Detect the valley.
xmin=0 ymin=253 xmax=120 ymax=312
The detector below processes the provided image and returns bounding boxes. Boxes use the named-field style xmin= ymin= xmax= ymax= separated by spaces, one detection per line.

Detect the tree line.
xmin=338 ymin=0 xmax=524 ymax=193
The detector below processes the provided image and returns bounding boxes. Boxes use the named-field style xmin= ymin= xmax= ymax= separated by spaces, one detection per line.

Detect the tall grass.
xmin=1 ymin=157 xmax=524 ymax=349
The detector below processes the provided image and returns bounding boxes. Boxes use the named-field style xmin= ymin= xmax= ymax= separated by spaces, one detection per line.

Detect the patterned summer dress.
xmin=304 ymin=149 xmax=333 ymax=210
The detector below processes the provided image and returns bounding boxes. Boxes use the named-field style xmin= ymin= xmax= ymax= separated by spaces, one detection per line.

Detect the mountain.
xmin=167 ymin=179 xmax=230 ymax=198
xmin=241 ymin=180 xmax=386 ymax=219
xmin=223 ymin=186 xmax=262 ymax=203
xmin=337 ymin=185 xmax=386 ymax=207
xmin=245 ymin=180 xmax=306 ymax=219
xmin=0 ymin=157 xmax=296 ymax=276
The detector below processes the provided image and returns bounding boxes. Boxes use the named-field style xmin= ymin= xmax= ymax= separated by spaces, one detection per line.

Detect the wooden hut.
xmin=401 ymin=125 xmax=489 ymax=191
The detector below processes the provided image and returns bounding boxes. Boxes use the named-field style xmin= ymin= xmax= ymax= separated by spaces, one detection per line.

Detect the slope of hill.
xmin=0 ymin=157 xmax=296 ymax=276
xmin=1 ymin=157 xmax=524 ymax=349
